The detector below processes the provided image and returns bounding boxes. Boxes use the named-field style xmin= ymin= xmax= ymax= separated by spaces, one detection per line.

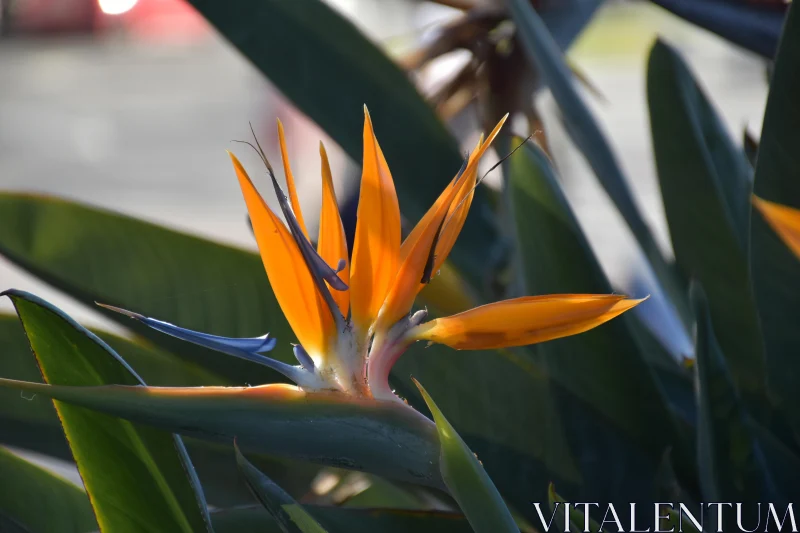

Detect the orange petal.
xmin=376 ymin=157 xmax=472 ymax=330
xmin=435 ymin=115 xmax=507 ymax=271
xmin=317 ymin=142 xmax=350 ymax=316
xmin=417 ymin=261 xmax=477 ymax=316
xmin=412 ymin=294 xmax=645 ymax=350
xmin=229 ymin=152 xmax=333 ymax=358
xmin=400 ymin=114 xmax=507 ymax=269
xmin=277 ymin=119 xmax=309 ymax=239
xmin=752 ymin=195 xmax=800 ymax=260
xmin=350 ymin=107 xmax=401 ymax=330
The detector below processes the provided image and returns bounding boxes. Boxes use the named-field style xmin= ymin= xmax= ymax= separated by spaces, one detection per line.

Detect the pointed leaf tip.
xmin=234 ymin=441 xmax=329 ymax=533
xmin=413 ymin=378 xmax=519 ymax=533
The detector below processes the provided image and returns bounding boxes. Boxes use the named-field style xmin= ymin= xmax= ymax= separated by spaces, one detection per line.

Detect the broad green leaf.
xmin=211 ymin=506 xmax=473 ymax=533
xmin=692 ymin=285 xmax=795 ymax=509
xmin=184 ymin=0 xmax=495 ymax=282
xmin=506 ymin=0 xmax=690 ymax=326
xmin=0 ymin=446 xmax=97 ymax=533
xmin=0 ymin=193 xmax=288 ymax=385
xmin=0 ymin=378 xmax=442 ymax=489
xmin=749 ymin=0 xmax=800 ymax=434
xmin=547 ymin=484 xmax=603 ymax=533
xmin=4 ymin=290 xmax=212 ymax=533
xmin=649 ymin=0 xmax=786 ymax=59
xmin=507 ymin=141 xmax=692 ymax=495
xmin=0 ymin=312 xmax=219 ymax=458
xmin=413 ymin=378 xmax=519 ymax=533
xmin=234 ymin=442 xmax=328 ymax=533
xmin=647 ymin=39 xmax=766 ymax=401
xmin=0 ymin=314 xmax=66 ymax=458
xmin=0 ymin=313 xmax=312 ymax=508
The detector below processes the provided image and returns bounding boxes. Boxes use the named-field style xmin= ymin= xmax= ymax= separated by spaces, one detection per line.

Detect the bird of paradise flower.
xmin=100 ymin=106 xmax=643 ymax=404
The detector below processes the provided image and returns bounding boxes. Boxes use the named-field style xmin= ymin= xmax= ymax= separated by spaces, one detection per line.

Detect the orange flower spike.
xmin=753 ymin=195 xmax=800 ymax=260
xmin=318 ymin=142 xmax=350 ymax=316
xmin=434 ymin=115 xmax=507 ymax=272
xmin=277 ymin=119 xmax=309 ymax=239
xmin=399 ymin=114 xmax=507 ymax=266
xmin=410 ymin=294 xmax=646 ymax=350
xmin=228 ymin=152 xmax=333 ymax=359
xmin=350 ymin=107 xmax=401 ymax=332
xmin=398 ymin=137 xmax=482 ymax=264
xmin=375 ymin=157 xmax=473 ymax=332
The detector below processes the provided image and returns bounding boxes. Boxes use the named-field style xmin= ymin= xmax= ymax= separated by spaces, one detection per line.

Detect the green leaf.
xmin=692 ymin=284 xmax=796 ymax=507
xmin=506 ymin=0 xmax=690 ymax=325
xmin=0 ymin=446 xmax=97 ymax=533
xmin=750 ymin=0 xmax=800 ymax=434
xmin=184 ymin=0 xmax=495 ymax=282
xmin=0 ymin=313 xmax=313 ymax=508
xmin=0 ymin=377 xmax=442 ymax=490
xmin=4 ymin=290 xmax=212 ymax=533
xmin=0 ymin=312 xmax=219 ymax=459
xmin=0 ymin=314 xmax=66 ymax=458
xmin=538 ymin=0 xmax=605 ymax=51
xmin=647 ymin=38 xmax=766 ymax=401
xmin=413 ymin=378 xmax=519 ymax=533
xmin=0 ymin=193 xmax=289 ymax=385
xmin=649 ymin=0 xmax=786 ymax=59
xmin=506 ymin=141 xmax=692 ymax=494
xmin=211 ymin=506 xmax=473 ymax=533
xmin=234 ymin=442 xmax=328 ymax=533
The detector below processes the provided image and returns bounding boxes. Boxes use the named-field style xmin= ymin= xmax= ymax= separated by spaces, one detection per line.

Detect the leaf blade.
xmin=413 ymin=378 xmax=519 ymax=533
xmin=0 ymin=446 xmax=97 ymax=533
xmin=647 ymin=38 xmax=765 ymax=400
xmin=0 ymin=378 xmax=442 ymax=489
xmin=506 ymin=0 xmax=689 ymax=325
xmin=4 ymin=290 xmax=212 ymax=533
xmin=749 ymin=0 xmax=800 ymax=434
xmin=234 ymin=443 xmax=328 ymax=533
xmin=0 ymin=193 xmax=286 ymax=385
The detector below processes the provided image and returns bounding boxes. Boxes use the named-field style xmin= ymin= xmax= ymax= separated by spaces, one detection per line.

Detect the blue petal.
xmin=292 ymin=344 xmax=315 ymax=371
xmin=96 ymin=304 xmax=300 ymax=378
xmin=141 ymin=316 xmax=278 ymax=356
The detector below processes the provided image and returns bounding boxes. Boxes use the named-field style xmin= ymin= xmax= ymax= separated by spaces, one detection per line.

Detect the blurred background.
xmin=0 ymin=0 xmax=769 ymax=348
